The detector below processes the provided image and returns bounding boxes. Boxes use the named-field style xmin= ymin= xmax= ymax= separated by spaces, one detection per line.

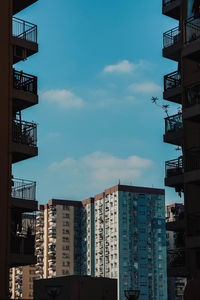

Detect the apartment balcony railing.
xmin=13 ymin=119 xmax=37 ymax=147
xmin=167 ymin=248 xmax=185 ymax=268
xmin=13 ymin=17 xmax=37 ymax=43
xmin=166 ymin=157 xmax=183 ymax=178
xmin=185 ymin=17 xmax=200 ymax=44
xmin=164 ymin=71 xmax=181 ymax=91
xmin=165 ymin=112 xmax=183 ymax=134
xmin=185 ymin=154 xmax=200 ymax=172
xmin=163 ymin=26 xmax=181 ymax=48
xmin=13 ymin=70 xmax=37 ymax=95
xmin=186 ymin=84 xmax=200 ymax=107
xmin=12 ymin=178 xmax=36 ymax=201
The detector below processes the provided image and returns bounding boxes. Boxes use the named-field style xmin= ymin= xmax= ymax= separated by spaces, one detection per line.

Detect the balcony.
xmin=164 ymin=113 xmax=183 ymax=146
xmin=162 ymin=0 xmax=181 ymax=20
xmin=183 ymin=84 xmax=200 ymax=122
xmin=165 ymin=156 xmax=184 ymax=187
xmin=182 ymin=17 xmax=200 ymax=62
xmin=163 ymin=71 xmax=181 ymax=103
xmin=167 ymin=248 xmax=187 ymax=277
xmin=13 ymin=0 xmax=38 ymax=14
xmin=12 ymin=17 xmax=38 ymax=64
xmin=166 ymin=213 xmax=185 ymax=231
xmin=163 ymin=26 xmax=182 ymax=61
xmin=12 ymin=119 xmax=38 ymax=163
xmin=185 ymin=153 xmax=200 ymax=184
xmin=10 ymin=235 xmax=36 ymax=267
xmin=11 ymin=178 xmax=37 ymax=212
xmin=13 ymin=70 xmax=38 ymax=111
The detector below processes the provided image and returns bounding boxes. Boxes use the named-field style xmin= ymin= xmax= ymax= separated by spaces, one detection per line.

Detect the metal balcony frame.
xmin=13 ymin=17 xmax=37 ymax=43
xmin=12 ymin=119 xmax=37 ymax=147
xmin=164 ymin=70 xmax=181 ymax=91
xmin=13 ymin=70 xmax=37 ymax=95
xmin=163 ymin=26 xmax=181 ymax=48
xmin=12 ymin=178 xmax=36 ymax=201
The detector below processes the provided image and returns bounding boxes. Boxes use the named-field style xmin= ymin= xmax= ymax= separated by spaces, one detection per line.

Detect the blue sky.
xmin=13 ymin=0 xmax=183 ymax=204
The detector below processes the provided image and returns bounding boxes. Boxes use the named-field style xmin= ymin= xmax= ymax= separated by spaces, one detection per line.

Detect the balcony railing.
xmin=163 ymin=26 xmax=181 ymax=48
xmin=164 ymin=70 xmax=181 ymax=91
xmin=186 ymin=84 xmax=200 ymax=107
xmin=13 ymin=70 xmax=37 ymax=94
xmin=185 ymin=154 xmax=200 ymax=172
xmin=167 ymin=248 xmax=185 ymax=268
xmin=165 ymin=113 xmax=183 ymax=134
xmin=12 ymin=178 xmax=36 ymax=201
xmin=13 ymin=17 xmax=37 ymax=43
xmin=163 ymin=0 xmax=177 ymax=5
xmin=185 ymin=17 xmax=200 ymax=44
xmin=12 ymin=119 xmax=37 ymax=147
xmin=165 ymin=156 xmax=183 ymax=178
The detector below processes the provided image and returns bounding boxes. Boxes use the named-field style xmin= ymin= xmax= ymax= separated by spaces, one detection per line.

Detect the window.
xmin=29 ymin=270 xmax=35 ymax=274
xmin=63 ymin=205 xmax=69 ymax=211
xmin=62 ymin=269 xmax=69 ymax=275
xmin=63 ymin=237 xmax=69 ymax=242
xmin=62 ymin=245 xmax=69 ymax=251
xmin=63 ymin=221 xmax=69 ymax=226
xmin=62 ymin=252 xmax=69 ymax=258
xmin=63 ymin=213 xmax=69 ymax=218
xmin=62 ymin=261 xmax=70 ymax=266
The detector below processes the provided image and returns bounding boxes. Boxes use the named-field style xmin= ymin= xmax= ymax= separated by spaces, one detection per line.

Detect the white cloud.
xmin=103 ymin=60 xmax=146 ymax=74
xmin=129 ymin=82 xmax=162 ymax=94
xmin=40 ymin=89 xmax=85 ymax=109
xmin=49 ymin=151 xmax=153 ymax=191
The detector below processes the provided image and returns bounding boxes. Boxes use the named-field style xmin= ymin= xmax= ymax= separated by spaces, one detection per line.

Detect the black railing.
xmin=185 ymin=154 xmax=200 ymax=172
xmin=164 ymin=70 xmax=181 ymax=91
xmin=12 ymin=178 xmax=36 ymax=201
xmin=167 ymin=248 xmax=185 ymax=267
xmin=12 ymin=119 xmax=37 ymax=147
xmin=13 ymin=17 xmax=37 ymax=43
xmin=165 ymin=156 xmax=183 ymax=177
xmin=163 ymin=26 xmax=181 ymax=48
xmin=163 ymin=0 xmax=177 ymax=6
xmin=165 ymin=112 xmax=183 ymax=134
xmin=185 ymin=16 xmax=200 ymax=44
xmin=13 ymin=70 xmax=37 ymax=94
xmin=186 ymin=84 xmax=200 ymax=107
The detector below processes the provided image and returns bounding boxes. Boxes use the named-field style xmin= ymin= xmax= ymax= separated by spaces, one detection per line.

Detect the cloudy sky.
xmin=13 ymin=0 xmax=182 ymax=204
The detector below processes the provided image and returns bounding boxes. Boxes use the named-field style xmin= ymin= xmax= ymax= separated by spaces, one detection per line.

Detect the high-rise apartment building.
xmin=166 ymin=203 xmax=186 ymax=299
xmin=0 ymin=0 xmax=39 ymax=297
xmin=10 ymin=184 xmax=167 ymax=300
xmin=84 ymin=185 xmax=167 ymax=300
xmin=162 ymin=0 xmax=200 ymax=284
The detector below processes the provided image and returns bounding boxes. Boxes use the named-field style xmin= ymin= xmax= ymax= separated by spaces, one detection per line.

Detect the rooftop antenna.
xmin=118 ymin=179 xmax=120 ymax=185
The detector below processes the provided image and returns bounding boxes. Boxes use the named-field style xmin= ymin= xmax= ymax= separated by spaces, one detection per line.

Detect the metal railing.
xmin=164 ymin=70 xmax=181 ymax=91
xmin=163 ymin=0 xmax=177 ymax=6
xmin=186 ymin=84 xmax=200 ymax=107
xmin=165 ymin=112 xmax=183 ymax=134
xmin=185 ymin=16 xmax=200 ymax=44
xmin=13 ymin=70 xmax=37 ymax=94
xmin=185 ymin=154 xmax=200 ymax=172
xmin=165 ymin=156 xmax=183 ymax=177
xmin=163 ymin=26 xmax=181 ymax=48
xmin=12 ymin=178 xmax=36 ymax=201
xmin=12 ymin=119 xmax=37 ymax=147
xmin=167 ymin=248 xmax=185 ymax=267
xmin=13 ymin=17 xmax=37 ymax=43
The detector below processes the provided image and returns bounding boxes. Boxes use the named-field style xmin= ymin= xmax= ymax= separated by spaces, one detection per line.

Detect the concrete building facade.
xmin=166 ymin=203 xmax=186 ymax=300
xmin=10 ymin=184 xmax=167 ymax=300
